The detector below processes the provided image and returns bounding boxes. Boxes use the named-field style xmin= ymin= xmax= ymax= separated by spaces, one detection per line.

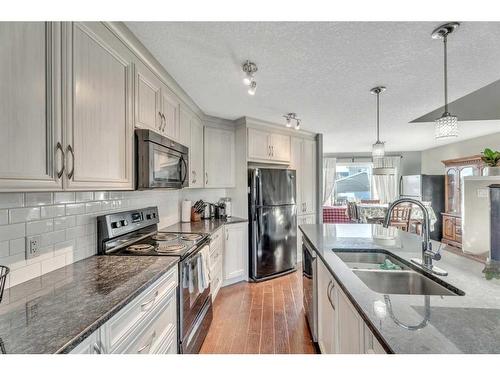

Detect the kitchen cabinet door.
xmin=337 ymin=287 xmax=363 ymax=354
xmin=63 ymin=22 xmax=134 ymax=190
xmin=364 ymin=324 xmax=387 ymax=354
xmin=0 ymin=22 xmax=64 ymax=192
xmin=270 ymin=133 xmax=291 ymax=163
xmin=247 ymin=128 xmax=271 ymax=161
xmin=189 ymin=115 xmax=204 ymax=188
xmin=291 ymin=137 xmax=303 ymax=212
xmin=302 ymin=139 xmax=317 ymax=215
xmin=135 ymin=61 xmax=162 ymax=133
xmin=317 ymin=258 xmax=337 ymax=354
xmin=161 ymin=85 xmax=181 ymax=141
xmin=223 ymin=223 xmax=248 ymax=285
xmin=204 ymin=127 xmax=235 ymax=188
xmin=70 ymin=330 xmax=102 ymax=354
xmin=297 ymin=214 xmax=316 ymax=262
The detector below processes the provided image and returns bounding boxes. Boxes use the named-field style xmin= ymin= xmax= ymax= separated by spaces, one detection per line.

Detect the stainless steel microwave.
xmin=135 ymin=129 xmax=189 ymax=190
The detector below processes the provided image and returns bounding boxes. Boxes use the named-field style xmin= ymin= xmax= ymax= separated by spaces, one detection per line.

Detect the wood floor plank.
xmin=200 ymin=268 xmax=317 ymax=354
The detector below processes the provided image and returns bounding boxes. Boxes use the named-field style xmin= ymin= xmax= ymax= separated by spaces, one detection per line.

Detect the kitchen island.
xmin=299 ymin=223 xmax=500 ymax=354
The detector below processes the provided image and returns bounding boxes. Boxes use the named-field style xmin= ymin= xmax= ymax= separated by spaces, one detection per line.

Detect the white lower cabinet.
xmin=223 ymin=222 xmax=248 ymax=286
xmin=317 ymin=257 xmax=385 ymax=354
xmin=209 ymin=227 xmax=224 ymax=301
xmin=297 ymin=214 xmax=316 ymax=262
xmin=70 ymin=267 xmax=178 ymax=354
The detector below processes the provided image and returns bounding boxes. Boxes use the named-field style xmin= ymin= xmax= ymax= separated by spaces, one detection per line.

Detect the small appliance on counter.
xmin=214 ymin=202 xmax=226 ymax=219
xmin=97 ymin=207 xmax=212 ymax=353
xmin=181 ymin=200 xmax=192 ymax=223
xmin=220 ymin=197 xmax=232 ymax=217
xmin=484 ymin=184 xmax=500 ymax=279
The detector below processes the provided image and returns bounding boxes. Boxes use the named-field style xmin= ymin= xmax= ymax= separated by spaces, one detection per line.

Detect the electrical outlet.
xmin=26 ymin=235 xmax=41 ymax=260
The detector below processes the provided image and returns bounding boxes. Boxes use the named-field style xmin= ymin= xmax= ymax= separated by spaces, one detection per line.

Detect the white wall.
xmin=421 ymin=132 xmax=500 ymax=174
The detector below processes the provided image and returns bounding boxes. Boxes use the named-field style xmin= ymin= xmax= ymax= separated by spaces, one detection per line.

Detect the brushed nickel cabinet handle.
xmin=162 ymin=113 xmax=167 ymax=131
xmin=140 ymin=290 xmax=159 ymax=311
xmin=93 ymin=341 xmax=105 ymax=354
xmin=137 ymin=331 xmax=156 ymax=354
xmin=205 ymin=172 xmax=208 ymax=185
xmin=67 ymin=145 xmax=75 ymax=180
xmin=56 ymin=142 xmax=65 ymax=179
xmin=158 ymin=111 xmax=163 ymax=130
xmin=327 ymin=280 xmax=335 ymax=310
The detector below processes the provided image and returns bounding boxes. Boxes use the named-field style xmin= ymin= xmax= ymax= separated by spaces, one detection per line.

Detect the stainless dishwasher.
xmin=302 ymin=239 xmax=317 ymax=342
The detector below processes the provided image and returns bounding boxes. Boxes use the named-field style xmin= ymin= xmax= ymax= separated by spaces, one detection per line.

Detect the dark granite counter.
xmin=0 ymin=256 xmax=178 ymax=354
xmin=299 ymin=223 xmax=500 ymax=354
xmin=160 ymin=216 xmax=247 ymax=235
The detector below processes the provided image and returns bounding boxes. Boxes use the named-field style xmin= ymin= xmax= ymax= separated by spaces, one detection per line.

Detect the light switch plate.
xmin=26 ymin=235 xmax=41 ymax=260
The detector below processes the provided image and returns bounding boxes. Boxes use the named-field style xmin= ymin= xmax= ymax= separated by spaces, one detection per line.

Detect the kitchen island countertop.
xmin=299 ymin=223 xmax=500 ymax=354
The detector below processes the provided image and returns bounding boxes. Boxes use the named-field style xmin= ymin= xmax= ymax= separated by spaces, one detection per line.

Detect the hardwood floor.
xmin=200 ymin=269 xmax=317 ymax=354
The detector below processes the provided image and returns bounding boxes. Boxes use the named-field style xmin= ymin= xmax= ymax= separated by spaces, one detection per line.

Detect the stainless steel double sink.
xmin=334 ymin=250 xmax=464 ymax=296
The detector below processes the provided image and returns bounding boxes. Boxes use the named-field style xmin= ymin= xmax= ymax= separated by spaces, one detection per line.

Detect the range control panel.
xmin=97 ymin=206 xmax=160 ymax=241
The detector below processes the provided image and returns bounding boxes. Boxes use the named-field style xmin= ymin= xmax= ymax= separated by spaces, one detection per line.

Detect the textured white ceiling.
xmin=126 ymin=22 xmax=500 ymax=153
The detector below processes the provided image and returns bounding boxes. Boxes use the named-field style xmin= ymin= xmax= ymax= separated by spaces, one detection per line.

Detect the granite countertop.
xmin=299 ymin=223 xmax=500 ymax=354
xmin=0 ymin=255 xmax=178 ymax=354
xmin=160 ymin=216 xmax=247 ymax=235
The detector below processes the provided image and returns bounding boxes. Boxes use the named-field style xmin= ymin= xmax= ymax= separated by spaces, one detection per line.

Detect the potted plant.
xmin=481 ymin=148 xmax=500 ymax=176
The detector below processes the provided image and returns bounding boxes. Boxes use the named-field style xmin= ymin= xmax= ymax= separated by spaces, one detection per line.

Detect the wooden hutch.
xmin=441 ymin=155 xmax=484 ymax=248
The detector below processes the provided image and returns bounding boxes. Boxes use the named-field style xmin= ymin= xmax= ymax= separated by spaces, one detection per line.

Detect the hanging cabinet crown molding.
xmin=61 ymin=22 xmax=134 ymax=191
xmin=0 ymin=22 xmax=64 ymax=192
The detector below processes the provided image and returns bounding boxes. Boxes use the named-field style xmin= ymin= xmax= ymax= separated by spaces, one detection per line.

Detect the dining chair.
xmin=347 ymin=202 xmax=359 ymax=223
xmin=390 ymin=204 xmax=412 ymax=231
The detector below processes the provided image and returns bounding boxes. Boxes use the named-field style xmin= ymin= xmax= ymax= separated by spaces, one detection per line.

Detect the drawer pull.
xmin=327 ymin=280 xmax=335 ymax=310
xmin=137 ymin=331 xmax=156 ymax=354
xmin=93 ymin=341 xmax=105 ymax=354
xmin=141 ymin=290 xmax=159 ymax=311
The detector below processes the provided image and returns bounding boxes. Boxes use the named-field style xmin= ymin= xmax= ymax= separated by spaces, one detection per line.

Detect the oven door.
xmin=179 ymin=245 xmax=211 ymax=346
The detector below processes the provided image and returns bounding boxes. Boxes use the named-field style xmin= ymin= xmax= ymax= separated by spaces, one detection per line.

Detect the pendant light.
xmin=432 ymin=22 xmax=460 ymax=139
xmin=370 ymin=86 xmax=386 ymax=158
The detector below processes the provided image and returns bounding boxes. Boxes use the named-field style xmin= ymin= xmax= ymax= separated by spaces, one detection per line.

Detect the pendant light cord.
xmin=443 ymin=34 xmax=448 ymax=113
xmin=376 ymin=91 xmax=380 ymax=142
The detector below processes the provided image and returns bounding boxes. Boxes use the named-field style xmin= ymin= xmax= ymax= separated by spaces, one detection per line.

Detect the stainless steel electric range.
xmin=97 ymin=206 xmax=213 ymax=354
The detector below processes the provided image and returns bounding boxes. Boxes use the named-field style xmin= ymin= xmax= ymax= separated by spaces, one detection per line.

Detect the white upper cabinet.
xmin=189 ymin=115 xmax=204 ymax=188
xmin=0 ymin=22 xmax=63 ymax=192
xmin=247 ymin=128 xmax=290 ymax=164
xmin=204 ymin=127 xmax=235 ymax=188
xmin=63 ymin=22 xmax=134 ymax=191
xmin=135 ymin=61 xmax=162 ymax=133
xmin=161 ymin=86 xmax=181 ymax=141
xmin=291 ymin=137 xmax=317 ymax=215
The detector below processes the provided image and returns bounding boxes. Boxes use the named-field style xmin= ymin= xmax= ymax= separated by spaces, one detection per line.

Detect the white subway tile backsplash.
xmin=26 ymin=219 xmax=54 ymax=236
xmin=9 ymin=207 xmax=40 ymax=223
xmin=40 ymin=205 xmax=66 ymax=219
xmin=75 ymin=192 xmax=93 ymax=202
xmin=0 ymin=210 xmax=8 ymax=225
xmin=9 ymin=238 xmax=25 ymax=255
xmin=0 ymin=193 xmax=24 ymax=209
xmin=53 ymin=192 xmax=75 ymax=204
xmin=25 ymin=192 xmax=53 ymax=206
xmin=0 ymin=241 xmax=9 ymax=257
xmin=0 ymin=223 xmax=25 ymax=241
xmin=1 ymin=189 xmax=183 ymax=288
xmin=54 ymin=216 xmax=76 ymax=231
xmin=85 ymin=201 xmax=102 ymax=213
xmin=65 ymin=203 xmax=85 ymax=216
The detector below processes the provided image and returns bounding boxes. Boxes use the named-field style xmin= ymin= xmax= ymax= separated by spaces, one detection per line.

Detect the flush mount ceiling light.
xmin=370 ymin=86 xmax=386 ymax=159
xmin=283 ymin=113 xmax=301 ymax=130
xmin=432 ymin=22 xmax=460 ymax=140
xmin=242 ymin=60 xmax=258 ymax=95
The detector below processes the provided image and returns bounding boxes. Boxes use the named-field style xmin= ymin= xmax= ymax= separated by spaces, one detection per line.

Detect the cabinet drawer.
xmin=115 ymin=288 xmax=177 ymax=354
xmin=154 ymin=325 xmax=178 ymax=354
xmin=104 ymin=267 xmax=178 ymax=351
xmin=210 ymin=263 xmax=223 ymax=301
xmin=209 ymin=244 xmax=223 ymax=269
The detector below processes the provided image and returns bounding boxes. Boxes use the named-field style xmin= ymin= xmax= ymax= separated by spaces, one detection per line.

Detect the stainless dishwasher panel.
xmin=302 ymin=239 xmax=317 ymax=342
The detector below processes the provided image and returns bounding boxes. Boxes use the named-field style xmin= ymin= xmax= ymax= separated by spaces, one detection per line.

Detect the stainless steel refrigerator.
xmin=248 ymin=168 xmax=297 ymax=281
xmin=399 ymin=174 xmax=445 ymax=241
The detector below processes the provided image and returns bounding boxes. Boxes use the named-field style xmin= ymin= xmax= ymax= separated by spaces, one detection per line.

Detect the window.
xmin=329 ymin=162 xmax=373 ymax=206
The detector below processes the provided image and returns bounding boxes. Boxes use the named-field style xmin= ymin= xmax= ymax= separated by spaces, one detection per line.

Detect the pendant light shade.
xmin=432 ymin=22 xmax=460 ymax=140
xmin=370 ymin=86 xmax=386 ymax=159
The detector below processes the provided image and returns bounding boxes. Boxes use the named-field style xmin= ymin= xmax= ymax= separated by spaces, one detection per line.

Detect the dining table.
xmin=356 ymin=202 xmax=437 ymax=229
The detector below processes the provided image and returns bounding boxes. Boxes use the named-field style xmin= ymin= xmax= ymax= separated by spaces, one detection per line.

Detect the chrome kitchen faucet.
xmin=383 ymin=198 xmax=448 ymax=276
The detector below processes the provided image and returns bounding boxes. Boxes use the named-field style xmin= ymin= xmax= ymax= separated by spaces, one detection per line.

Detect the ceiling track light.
xmin=283 ymin=113 xmax=301 ymax=130
xmin=432 ymin=22 xmax=460 ymax=140
xmin=242 ymin=60 xmax=258 ymax=91
xmin=370 ymin=86 xmax=386 ymax=159
xmin=248 ymin=80 xmax=257 ymax=96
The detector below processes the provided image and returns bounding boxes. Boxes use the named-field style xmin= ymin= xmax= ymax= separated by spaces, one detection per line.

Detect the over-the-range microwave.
xmin=135 ymin=129 xmax=189 ymax=190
